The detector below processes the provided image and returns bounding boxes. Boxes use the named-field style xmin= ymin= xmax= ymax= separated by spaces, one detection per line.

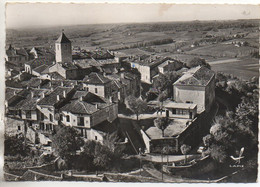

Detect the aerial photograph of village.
xmin=3 ymin=3 xmax=259 ymax=183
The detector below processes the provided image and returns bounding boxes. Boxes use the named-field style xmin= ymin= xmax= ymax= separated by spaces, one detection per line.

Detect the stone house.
xmin=128 ymin=56 xmax=170 ymax=84
xmin=106 ymin=71 xmax=141 ymax=102
xmin=82 ymin=72 xmax=114 ymax=99
xmin=5 ymin=44 xmax=30 ymax=64
xmin=29 ymin=47 xmax=55 ymax=61
xmin=157 ymin=59 xmax=183 ymax=74
xmin=59 ymin=91 xmax=118 ymax=140
xmin=24 ymin=58 xmax=53 ymax=74
xmin=36 ymin=86 xmax=75 ymax=132
xmin=173 ymin=66 xmax=215 ymax=113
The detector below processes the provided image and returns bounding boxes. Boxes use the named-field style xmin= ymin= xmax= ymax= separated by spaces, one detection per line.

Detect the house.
xmin=164 ymin=102 xmax=197 ymax=119
xmin=5 ymin=44 xmax=30 ymax=64
xmin=157 ymin=59 xmax=183 ymax=74
xmin=48 ymin=61 xmax=94 ymax=80
xmin=5 ymin=88 xmax=50 ymax=128
xmin=29 ymin=47 xmax=55 ymax=61
xmin=36 ymin=86 xmax=75 ymax=132
xmin=106 ymin=71 xmax=141 ymax=102
xmin=60 ymin=91 xmax=118 ymax=140
xmin=128 ymin=55 xmax=170 ymax=84
xmin=173 ymin=66 xmax=215 ymax=113
xmin=82 ymin=73 xmax=113 ymax=99
xmin=24 ymin=58 xmax=53 ymax=74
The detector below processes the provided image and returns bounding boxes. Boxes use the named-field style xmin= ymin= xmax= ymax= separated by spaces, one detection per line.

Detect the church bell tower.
xmin=55 ymin=30 xmax=72 ymax=63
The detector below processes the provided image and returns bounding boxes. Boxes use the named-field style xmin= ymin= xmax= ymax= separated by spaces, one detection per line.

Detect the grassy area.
xmin=210 ymin=57 xmax=258 ymax=80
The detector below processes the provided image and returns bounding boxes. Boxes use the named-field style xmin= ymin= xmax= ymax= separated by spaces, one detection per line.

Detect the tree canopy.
xmin=154 ymin=117 xmax=171 ymax=137
xmin=52 ymin=126 xmax=83 ymax=161
xmin=186 ymin=57 xmax=211 ymax=69
xmin=126 ymin=95 xmax=147 ymax=120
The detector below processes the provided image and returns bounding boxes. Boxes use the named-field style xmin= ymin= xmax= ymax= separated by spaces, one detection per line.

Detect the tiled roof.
xmin=73 ymin=58 xmax=102 ymax=67
xmin=174 ymin=66 xmax=215 ymax=86
xmin=22 ymin=78 xmax=49 ymax=88
xmin=25 ymin=58 xmax=53 ymax=69
xmin=60 ymin=92 xmax=110 ymax=114
xmin=37 ymin=87 xmax=74 ymax=106
xmin=6 ymin=45 xmax=29 ymax=57
xmin=40 ymin=80 xmax=77 ymax=89
xmin=33 ymin=64 xmax=49 ymax=74
xmin=8 ymin=89 xmax=49 ymax=110
xmin=128 ymin=55 xmax=169 ymax=68
xmin=83 ymin=73 xmax=111 ymax=85
xmin=5 ymin=87 xmax=23 ymax=101
xmin=55 ymin=32 xmax=71 ymax=43
xmin=47 ymin=72 xmax=65 ymax=80
xmin=59 ymin=62 xmax=78 ymax=70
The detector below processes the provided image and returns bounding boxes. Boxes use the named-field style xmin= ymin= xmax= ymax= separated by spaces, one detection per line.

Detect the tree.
xmin=4 ymin=134 xmax=29 ymax=156
xmin=154 ymin=117 xmax=171 ymax=137
xmin=180 ymin=144 xmax=191 ymax=164
xmin=186 ymin=57 xmax=211 ymax=69
xmin=158 ymin=91 xmax=168 ymax=114
xmin=203 ymin=134 xmax=213 ymax=147
xmin=93 ymin=142 xmax=113 ymax=172
xmin=52 ymin=126 xmax=83 ymax=164
xmin=208 ymin=144 xmax=228 ymax=163
xmin=162 ymin=145 xmax=173 ymax=165
xmin=126 ymin=95 xmax=147 ymax=121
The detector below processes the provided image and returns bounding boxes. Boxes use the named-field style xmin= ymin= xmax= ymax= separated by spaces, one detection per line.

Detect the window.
xmin=26 ymin=111 xmax=31 ymax=119
xmin=40 ymin=123 xmax=44 ymax=130
xmin=46 ymin=124 xmax=50 ymax=131
xmin=67 ymin=115 xmax=70 ymax=122
xmin=18 ymin=126 xmax=21 ymax=130
xmin=77 ymin=117 xmax=84 ymax=126
xmin=95 ymin=88 xmax=98 ymax=93
xmin=41 ymin=113 xmax=44 ymax=121
xmin=95 ymin=136 xmax=98 ymax=140
xmin=49 ymin=114 xmax=53 ymax=122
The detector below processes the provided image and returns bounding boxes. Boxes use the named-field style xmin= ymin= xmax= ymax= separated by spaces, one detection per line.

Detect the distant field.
xmin=208 ymin=57 xmax=259 ymax=80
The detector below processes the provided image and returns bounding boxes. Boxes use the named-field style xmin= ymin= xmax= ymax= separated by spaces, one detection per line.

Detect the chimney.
xmin=42 ymin=92 xmax=45 ymax=98
xmin=49 ymin=81 xmax=52 ymax=87
xmin=57 ymin=95 xmax=60 ymax=101
xmin=31 ymin=92 xmax=34 ymax=98
xmin=61 ymin=81 xmax=64 ymax=87
xmin=95 ymin=104 xmax=98 ymax=109
xmin=120 ymin=72 xmax=125 ymax=79
xmin=63 ymin=90 xmax=66 ymax=98
xmin=79 ymin=96 xmax=83 ymax=101
xmin=109 ymin=96 xmax=113 ymax=103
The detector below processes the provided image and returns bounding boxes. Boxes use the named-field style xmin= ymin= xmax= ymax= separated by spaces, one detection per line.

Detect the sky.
xmin=5 ymin=3 xmax=260 ymax=29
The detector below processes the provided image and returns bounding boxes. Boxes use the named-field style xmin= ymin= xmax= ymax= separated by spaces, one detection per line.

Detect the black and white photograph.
xmin=1 ymin=1 xmax=259 ymax=183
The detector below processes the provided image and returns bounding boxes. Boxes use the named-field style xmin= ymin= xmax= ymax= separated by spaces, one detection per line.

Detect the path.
xmin=143 ymin=164 xmax=183 ymax=182
xmin=118 ymin=112 xmax=162 ymax=120
xmin=207 ymin=58 xmax=240 ymax=65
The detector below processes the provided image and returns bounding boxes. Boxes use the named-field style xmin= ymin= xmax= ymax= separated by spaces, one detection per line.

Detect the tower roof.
xmin=55 ymin=31 xmax=71 ymax=43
